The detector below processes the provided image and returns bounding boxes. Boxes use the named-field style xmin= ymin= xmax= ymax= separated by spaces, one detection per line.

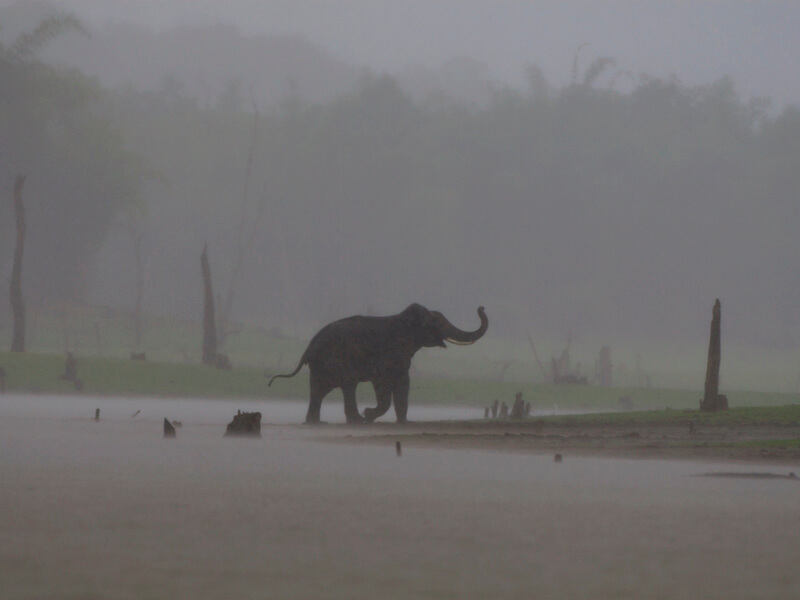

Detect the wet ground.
xmin=2 ymin=395 xmax=799 ymax=599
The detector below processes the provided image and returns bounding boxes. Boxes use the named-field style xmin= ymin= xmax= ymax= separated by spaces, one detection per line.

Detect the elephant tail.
xmin=267 ymin=356 xmax=307 ymax=386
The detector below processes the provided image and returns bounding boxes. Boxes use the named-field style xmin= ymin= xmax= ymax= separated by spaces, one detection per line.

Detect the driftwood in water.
xmin=700 ymin=299 xmax=727 ymax=412
xmin=225 ymin=410 xmax=262 ymax=438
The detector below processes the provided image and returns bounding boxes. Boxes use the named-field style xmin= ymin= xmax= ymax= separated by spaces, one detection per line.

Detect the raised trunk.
xmin=10 ymin=175 xmax=26 ymax=353
xmin=436 ymin=306 xmax=488 ymax=345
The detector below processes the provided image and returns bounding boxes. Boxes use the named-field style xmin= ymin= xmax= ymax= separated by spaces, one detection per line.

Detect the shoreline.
xmin=318 ymin=419 xmax=800 ymax=466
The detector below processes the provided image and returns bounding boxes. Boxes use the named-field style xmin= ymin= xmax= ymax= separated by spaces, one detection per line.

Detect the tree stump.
xmin=510 ymin=392 xmax=525 ymax=420
xmin=224 ymin=410 xmax=262 ymax=438
xmin=700 ymin=299 xmax=727 ymax=412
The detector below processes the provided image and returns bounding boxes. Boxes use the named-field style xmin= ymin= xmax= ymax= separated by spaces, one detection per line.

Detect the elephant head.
xmin=402 ymin=304 xmax=489 ymax=350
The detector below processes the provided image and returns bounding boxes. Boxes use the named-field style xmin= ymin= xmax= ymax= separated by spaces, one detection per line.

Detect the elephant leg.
xmin=364 ymin=380 xmax=392 ymax=424
xmin=342 ymin=383 xmax=365 ymax=424
xmin=392 ymin=372 xmax=410 ymax=423
xmin=305 ymin=371 xmax=331 ymax=425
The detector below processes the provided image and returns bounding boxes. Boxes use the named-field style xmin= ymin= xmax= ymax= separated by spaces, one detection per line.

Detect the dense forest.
xmin=1 ymin=6 xmax=798 ymax=355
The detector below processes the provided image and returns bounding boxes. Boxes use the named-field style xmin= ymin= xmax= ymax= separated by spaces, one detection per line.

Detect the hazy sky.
xmin=50 ymin=0 xmax=800 ymax=110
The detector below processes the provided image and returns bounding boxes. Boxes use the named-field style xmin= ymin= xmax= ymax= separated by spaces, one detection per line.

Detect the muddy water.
xmin=2 ymin=395 xmax=799 ymax=599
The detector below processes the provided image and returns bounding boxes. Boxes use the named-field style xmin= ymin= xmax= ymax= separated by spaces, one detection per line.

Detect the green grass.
xmin=2 ymin=351 xmax=799 ymax=420
xmin=531 ymin=404 xmax=800 ymax=428
xmin=0 ymin=351 xmax=305 ymax=400
xmin=736 ymin=438 xmax=800 ymax=449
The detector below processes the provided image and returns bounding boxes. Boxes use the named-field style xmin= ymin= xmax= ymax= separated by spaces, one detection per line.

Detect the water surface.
xmin=2 ymin=395 xmax=799 ymax=599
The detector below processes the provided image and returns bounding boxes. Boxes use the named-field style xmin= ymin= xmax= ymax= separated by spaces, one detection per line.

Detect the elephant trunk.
xmin=436 ymin=306 xmax=488 ymax=345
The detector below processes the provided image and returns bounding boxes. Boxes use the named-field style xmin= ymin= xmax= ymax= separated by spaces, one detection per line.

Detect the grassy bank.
xmin=1 ymin=351 xmax=798 ymax=414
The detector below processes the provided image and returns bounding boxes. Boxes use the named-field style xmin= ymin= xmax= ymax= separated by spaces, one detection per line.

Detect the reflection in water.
xmin=1 ymin=395 xmax=799 ymax=599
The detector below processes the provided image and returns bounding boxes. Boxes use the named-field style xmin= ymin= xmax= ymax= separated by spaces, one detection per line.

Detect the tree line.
xmin=2 ymin=15 xmax=799 ymax=351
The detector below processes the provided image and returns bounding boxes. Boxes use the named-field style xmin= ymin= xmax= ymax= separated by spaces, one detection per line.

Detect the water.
xmin=2 ymin=395 xmax=799 ymax=599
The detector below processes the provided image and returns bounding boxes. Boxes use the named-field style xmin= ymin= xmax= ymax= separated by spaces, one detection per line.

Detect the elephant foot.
xmin=396 ymin=416 xmax=408 ymax=424
xmin=346 ymin=412 xmax=365 ymax=425
xmin=364 ymin=408 xmax=378 ymax=424
xmin=303 ymin=418 xmax=328 ymax=425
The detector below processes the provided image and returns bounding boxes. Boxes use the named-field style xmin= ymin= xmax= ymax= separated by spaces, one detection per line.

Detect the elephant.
xmin=268 ymin=304 xmax=488 ymax=424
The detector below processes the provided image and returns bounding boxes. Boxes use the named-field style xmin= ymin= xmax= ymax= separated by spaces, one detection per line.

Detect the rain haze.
xmin=2 ymin=2 xmax=800 ymax=598
xmin=0 ymin=0 xmax=798 ymax=379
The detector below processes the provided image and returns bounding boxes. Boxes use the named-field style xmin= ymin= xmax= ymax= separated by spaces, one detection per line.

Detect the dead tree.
xmin=510 ymin=392 xmax=526 ymax=420
xmin=120 ymin=218 xmax=148 ymax=349
xmin=527 ymin=334 xmax=550 ymax=382
xmin=10 ymin=175 xmax=26 ymax=352
xmin=201 ymin=244 xmax=218 ymax=366
xmin=218 ymin=90 xmax=267 ymax=349
xmin=595 ymin=345 xmax=613 ymax=387
xmin=700 ymin=299 xmax=727 ymax=412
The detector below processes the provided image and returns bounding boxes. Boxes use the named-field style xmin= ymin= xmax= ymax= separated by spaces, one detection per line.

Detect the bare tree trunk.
xmin=130 ymin=226 xmax=145 ymax=348
xmin=700 ymin=299 xmax=726 ymax=412
xmin=596 ymin=345 xmax=613 ymax=387
xmin=10 ymin=175 xmax=26 ymax=353
xmin=201 ymin=244 xmax=218 ymax=366
xmin=218 ymin=91 xmax=267 ymax=349
xmin=527 ymin=334 xmax=550 ymax=382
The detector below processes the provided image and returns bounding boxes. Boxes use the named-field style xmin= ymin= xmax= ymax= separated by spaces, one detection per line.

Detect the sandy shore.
xmin=321 ymin=418 xmax=800 ymax=465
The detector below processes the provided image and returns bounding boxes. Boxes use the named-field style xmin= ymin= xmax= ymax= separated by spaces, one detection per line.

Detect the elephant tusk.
xmin=445 ymin=338 xmax=475 ymax=346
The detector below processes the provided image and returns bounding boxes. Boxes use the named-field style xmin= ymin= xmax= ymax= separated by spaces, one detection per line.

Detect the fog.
xmin=3 ymin=395 xmax=800 ymax=599
xmin=0 ymin=1 xmax=799 ymax=385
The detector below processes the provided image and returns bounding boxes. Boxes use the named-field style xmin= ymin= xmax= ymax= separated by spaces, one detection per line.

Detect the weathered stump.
xmin=510 ymin=392 xmax=525 ymax=420
xmin=499 ymin=402 xmax=509 ymax=419
xmin=700 ymin=299 xmax=727 ymax=412
xmin=224 ymin=410 xmax=262 ymax=438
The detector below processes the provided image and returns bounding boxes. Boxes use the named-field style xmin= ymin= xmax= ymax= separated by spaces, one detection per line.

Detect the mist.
xmin=0 ymin=0 xmax=798 ymax=389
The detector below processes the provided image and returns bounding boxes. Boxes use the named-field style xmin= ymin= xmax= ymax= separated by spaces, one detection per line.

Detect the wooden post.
xmin=201 ymin=244 xmax=218 ymax=366
xmin=10 ymin=175 xmax=26 ymax=353
xmin=700 ymin=299 xmax=724 ymax=412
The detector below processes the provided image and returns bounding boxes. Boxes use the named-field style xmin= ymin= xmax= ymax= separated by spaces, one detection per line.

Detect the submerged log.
xmin=224 ymin=410 xmax=262 ymax=438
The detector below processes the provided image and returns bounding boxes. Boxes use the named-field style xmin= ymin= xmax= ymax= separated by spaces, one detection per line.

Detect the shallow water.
xmin=2 ymin=395 xmax=799 ymax=599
